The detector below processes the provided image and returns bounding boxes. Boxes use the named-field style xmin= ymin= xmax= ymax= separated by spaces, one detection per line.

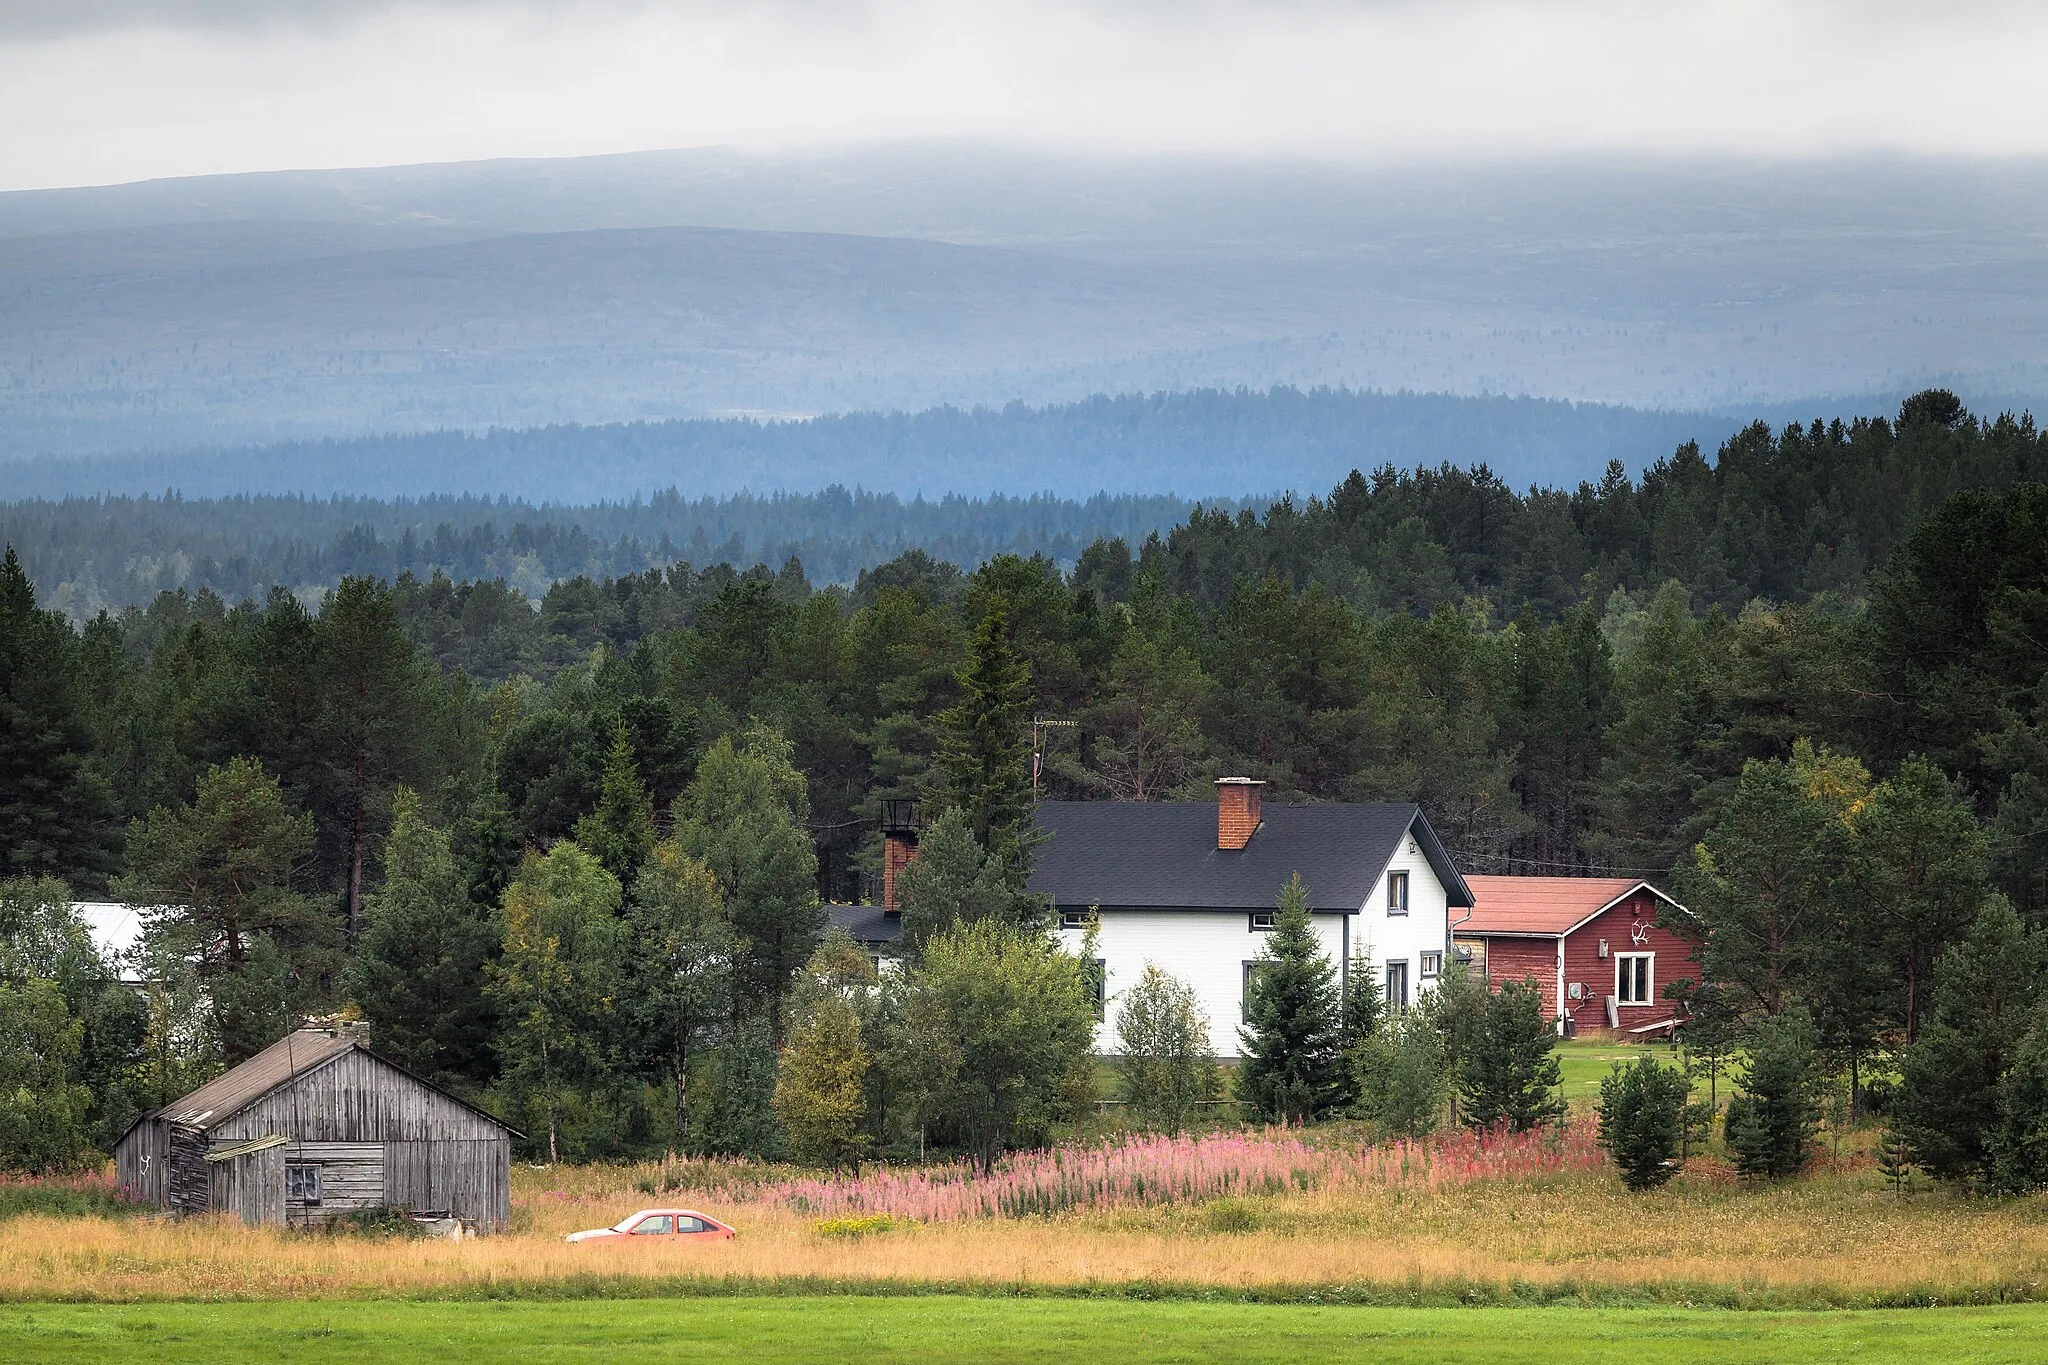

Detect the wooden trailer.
xmin=114 ymin=1023 xmax=517 ymax=1232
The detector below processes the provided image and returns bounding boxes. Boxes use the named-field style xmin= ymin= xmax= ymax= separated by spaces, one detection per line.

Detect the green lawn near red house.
xmin=1553 ymin=1037 xmax=1689 ymax=1107
xmin=3 ymin=1298 xmax=2047 ymax=1364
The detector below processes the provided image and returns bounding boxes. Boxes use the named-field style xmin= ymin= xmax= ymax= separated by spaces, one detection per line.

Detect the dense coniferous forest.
xmin=6 ymin=389 xmax=2048 ymax=1168
xmin=0 ymin=487 xmax=1219 ymax=617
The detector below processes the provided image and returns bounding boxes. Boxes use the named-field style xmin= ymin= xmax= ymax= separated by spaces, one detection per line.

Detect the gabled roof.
xmin=160 ymin=1028 xmax=359 ymax=1130
xmin=1028 ymin=801 xmax=1473 ymax=911
xmin=1459 ymin=875 xmax=1686 ymax=938
xmin=153 ymin=1028 xmax=518 ymax=1136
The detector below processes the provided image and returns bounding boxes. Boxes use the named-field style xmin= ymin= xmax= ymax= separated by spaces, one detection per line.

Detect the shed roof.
xmin=1459 ymin=876 xmax=1683 ymax=937
xmin=153 ymin=1028 xmax=517 ymax=1136
xmin=1028 ymin=801 xmax=1472 ymax=911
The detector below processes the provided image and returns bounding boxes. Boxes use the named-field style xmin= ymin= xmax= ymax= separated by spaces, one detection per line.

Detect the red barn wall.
xmin=1558 ymin=889 xmax=1701 ymax=1037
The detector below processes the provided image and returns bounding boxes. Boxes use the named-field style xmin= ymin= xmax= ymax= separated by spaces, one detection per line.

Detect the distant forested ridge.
xmin=2 ymin=387 xmax=1720 ymax=502
xmin=1 ymin=487 xmax=1216 ymax=618
xmin=3 ymin=391 xmax=2033 ymax=620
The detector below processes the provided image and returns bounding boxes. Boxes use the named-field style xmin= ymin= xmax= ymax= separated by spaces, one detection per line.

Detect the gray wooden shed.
xmin=114 ymin=1023 xmax=517 ymax=1232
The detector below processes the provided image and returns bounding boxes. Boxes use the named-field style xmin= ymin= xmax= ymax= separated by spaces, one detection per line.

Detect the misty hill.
xmin=5 ymin=388 xmax=1723 ymax=503
xmin=2 ymin=147 xmax=2045 ymax=465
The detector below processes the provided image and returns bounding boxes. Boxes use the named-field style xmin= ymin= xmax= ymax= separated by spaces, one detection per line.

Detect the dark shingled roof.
xmin=826 ymin=902 xmax=903 ymax=946
xmin=1028 ymin=801 xmax=1472 ymax=912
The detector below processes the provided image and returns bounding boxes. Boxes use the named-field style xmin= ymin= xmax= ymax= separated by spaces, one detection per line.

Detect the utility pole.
xmin=1032 ymin=717 xmax=1078 ymax=797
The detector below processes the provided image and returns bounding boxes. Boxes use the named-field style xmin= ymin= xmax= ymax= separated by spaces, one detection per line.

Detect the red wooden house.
xmin=1456 ymin=876 xmax=1697 ymax=1037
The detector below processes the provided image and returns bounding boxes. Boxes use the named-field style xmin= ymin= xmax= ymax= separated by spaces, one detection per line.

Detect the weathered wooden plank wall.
xmin=209 ymin=1146 xmax=285 ymax=1226
xmin=215 ymin=1052 xmax=505 ymax=1143
xmin=114 ymin=1119 xmax=170 ymax=1209
xmin=167 ymin=1125 xmax=211 ymax=1215
xmin=385 ymin=1140 xmax=510 ymax=1231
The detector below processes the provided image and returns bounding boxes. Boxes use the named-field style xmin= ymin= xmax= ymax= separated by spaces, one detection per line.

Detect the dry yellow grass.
xmin=4 ymin=1157 xmax=2047 ymax=1306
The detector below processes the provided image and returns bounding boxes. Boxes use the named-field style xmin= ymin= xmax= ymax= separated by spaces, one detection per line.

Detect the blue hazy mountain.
xmin=2 ymin=146 xmax=2043 ymax=493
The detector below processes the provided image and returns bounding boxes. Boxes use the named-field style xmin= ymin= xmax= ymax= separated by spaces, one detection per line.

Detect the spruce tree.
xmin=0 ymin=547 xmax=116 ymax=880
xmin=1725 ymin=1007 xmax=1822 ymax=1179
xmin=1459 ymin=980 xmax=1567 ymax=1133
xmin=1236 ymin=875 xmax=1345 ymax=1123
xmin=346 ymin=788 xmax=496 ymax=1086
xmin=935 ymin=591 xmax=1035 ymax=877
xmin=574 ymin=725 xmax=657 ymax=883
xmin=895 ymin=806 xmax=1041 ymax=954
xmin=1597 ymin=1055 xmax=1689 ymax=1190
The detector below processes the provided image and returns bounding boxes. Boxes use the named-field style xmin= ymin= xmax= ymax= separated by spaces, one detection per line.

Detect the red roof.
xmin=1460 ymin=876 xmax=1656 ymax=937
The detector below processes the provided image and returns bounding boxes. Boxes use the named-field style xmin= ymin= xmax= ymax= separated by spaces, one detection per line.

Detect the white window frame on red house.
xmin=1615 ymin=952 xmax=1654 ymax=1005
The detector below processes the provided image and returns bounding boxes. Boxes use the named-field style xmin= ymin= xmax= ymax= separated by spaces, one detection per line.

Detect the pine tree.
xmin=574 ymin=725 xmax=657 ymax=883
xmin=1236 ymin=875 xmax=1345 ymax=1123
xmin=1892 ymin=897 xmax=2044 ymax=1184
xmin=1459 ymin=980 xmax=1567 ymax=1133
xmin=1726 ymin=1006 xmax=1823 ymax=1179
xmin=310 ymin=576 xmax=445 ymax=946
xmin=1597 ymin=1055 xmax=1689 ymax=1190
xmin=935 ymin=591 xmax=1035 ymax=877
xmin=895 ymin=806 xmax=1041 ymax=954
xmin=121 ymin=756 xmax=337 ymax=1061
xmin=346 ymin=789 xmax=497 ymax=1086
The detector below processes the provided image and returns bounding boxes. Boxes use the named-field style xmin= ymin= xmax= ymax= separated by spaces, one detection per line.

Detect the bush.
xmin=813 ymin=1214 xmax=902 ymax=1238
xmin=1115 ymin=964 xmax=1220 ymax=1135
xmin=1726 ymin=1008 xmax=1822 ymax=1179
xmin=1203 ymin=1197 xmax=1260 ymax=1233
xmin=1596 ymin=1055 xmax=1690 ymax=1190
xmin=1351 ymin=1009 xmax=1450 ymax=1138
xmin=301 ymin=1205 xmax=426 ymax=1239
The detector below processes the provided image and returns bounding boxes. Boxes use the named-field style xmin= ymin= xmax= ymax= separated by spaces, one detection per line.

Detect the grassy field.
xmin=5 ymin=1297 xmax=2048 ymax=1363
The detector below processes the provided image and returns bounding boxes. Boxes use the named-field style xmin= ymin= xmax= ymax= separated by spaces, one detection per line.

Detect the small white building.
xmin=1029 ymin=779 xmax=1472 ymax=1057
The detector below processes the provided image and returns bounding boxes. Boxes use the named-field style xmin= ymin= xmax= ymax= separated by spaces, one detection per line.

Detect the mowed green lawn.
xmin=1554 ymin=1038 xmax=1688 ymax=1105
xmin=4 ymin=1298 xmax=2047 ymax=1364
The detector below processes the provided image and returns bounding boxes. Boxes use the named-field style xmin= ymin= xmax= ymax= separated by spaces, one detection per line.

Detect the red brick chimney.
xmin=1216 ymin=777 xmax=1265 ymax=850
xmin=880 ymin=799 xmax=920 ymax=911
xmin=882 ymin=830 xmax=918 ymax=910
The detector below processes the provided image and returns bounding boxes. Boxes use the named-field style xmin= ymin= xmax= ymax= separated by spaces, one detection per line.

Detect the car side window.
xmin=674 ymin=1216 xmax=707 ymax=1233
xmin=630 ymin=1215 xmax=674 ymax=1235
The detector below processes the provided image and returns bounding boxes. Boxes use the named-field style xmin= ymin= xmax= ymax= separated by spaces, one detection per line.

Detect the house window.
xmin=1249 ymin=910 xmax=1277 ymax=931
xmin=1242 ymin=960 xmax=1266 ymax=1022
xmin=1061 ymin=908 xmax=1089 ymax=930
xmin=1088 ymin=959 xmax=1107 ymax=1021
xmin=1420 ymin=950 xmax=1443 ymax=979
xmin=1384 ymin=960 xmax=1410 ymax=1011
xmin=286 ymin=1163 xmax=320 ymax=1205
xmin=1386 ymin=872 xmax=1409 ymax=916
xmin=1617 ymin=953 xmax=1654 ymax=1005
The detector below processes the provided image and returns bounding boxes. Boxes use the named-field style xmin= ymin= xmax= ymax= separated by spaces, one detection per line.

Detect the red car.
xmin=564 ymin=1208 xmax=737 ymax=1243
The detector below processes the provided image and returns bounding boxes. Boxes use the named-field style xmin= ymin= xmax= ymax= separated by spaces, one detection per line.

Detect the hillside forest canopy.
xmin=4 ymin=389 xmax=2048 ymax=1171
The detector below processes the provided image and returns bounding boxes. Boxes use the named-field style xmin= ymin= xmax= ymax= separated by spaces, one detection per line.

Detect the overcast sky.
xmin=4 ymin=0 xmax=2045 ymax=191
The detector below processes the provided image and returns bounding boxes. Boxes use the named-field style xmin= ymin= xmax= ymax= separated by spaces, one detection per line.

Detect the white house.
xmin=1032 ymin=779 xmax=1471 ymax=1057
xmin=832 ymin=779 xmax=1473 ymax=1059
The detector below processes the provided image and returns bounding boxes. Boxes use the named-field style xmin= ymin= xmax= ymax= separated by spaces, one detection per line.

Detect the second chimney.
xmin=1216 ymin=777 xmax=1265 ymax=850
